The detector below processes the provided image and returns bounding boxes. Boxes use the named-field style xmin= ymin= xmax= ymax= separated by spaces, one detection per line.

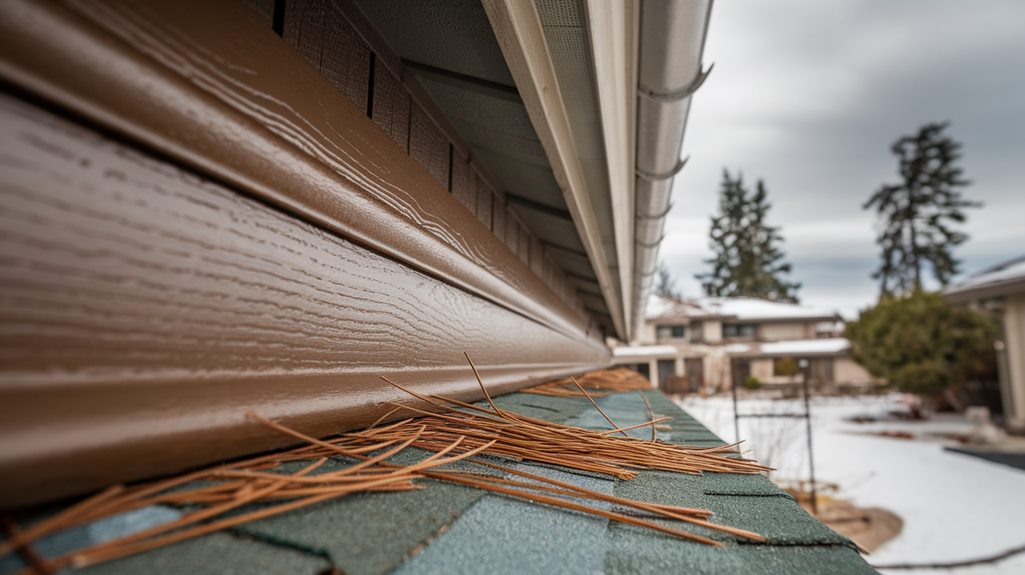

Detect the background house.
xmin=945 ymin=256 xmax=1025 ymax=432
xmin=614 ymin=295 xmax=877 ymax=393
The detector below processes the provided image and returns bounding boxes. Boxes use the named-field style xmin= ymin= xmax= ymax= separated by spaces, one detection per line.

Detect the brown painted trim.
xmin=0 ymin=94 xmax=608 ymax=509
xmin=0 ymin=0 xmax=592 ymax=344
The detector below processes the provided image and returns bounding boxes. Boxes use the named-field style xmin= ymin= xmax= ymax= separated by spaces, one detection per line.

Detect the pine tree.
xmin=654 ymin=262 xmax=681 ymax=300
xmin=865 ymin=123 xmax=978 ymax=296
xmin=696 ymin=170 xmax=801 ymax=303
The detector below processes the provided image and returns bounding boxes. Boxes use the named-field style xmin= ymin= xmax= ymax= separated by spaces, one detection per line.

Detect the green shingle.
xmin=78 ymin=533 xmax=330 ymax=575
xmin=606 ymin=534 xmax=877 ymax=575
xmin=230 ymin=448 xmax=500 ymax=575
xmin=393 ymin=463 xmax=616 ymax=575
xmin=22 ymin=386 xmax=875 ymax=575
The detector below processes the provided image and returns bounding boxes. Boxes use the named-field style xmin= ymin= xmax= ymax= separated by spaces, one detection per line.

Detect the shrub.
xmin=845 ymin=291 xmax=997 ymax=396
xmin=774 ymin=356 xmax=800 ymax=377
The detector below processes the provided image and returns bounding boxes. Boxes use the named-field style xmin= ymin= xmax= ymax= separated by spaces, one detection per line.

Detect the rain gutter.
xmin=632 ymin=0 xmax=713 ymax=339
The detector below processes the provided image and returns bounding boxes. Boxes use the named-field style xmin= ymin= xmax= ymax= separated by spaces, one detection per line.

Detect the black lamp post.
xmin=799 ymin=358 xmax=818 ymax=515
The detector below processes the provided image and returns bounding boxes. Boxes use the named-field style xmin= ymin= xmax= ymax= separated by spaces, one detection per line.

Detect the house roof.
xmin=944 ymin=255 xmax=1025 ymax=303
xmin=727 ymin=337 xmax=852 ymax=357
xmin=19 ymin=388 xmax=873 ymax=575
xmin=612 ymin=344 xmax=681 ymax=358
xmin=647 ymin=295 xmax=839 ymax=323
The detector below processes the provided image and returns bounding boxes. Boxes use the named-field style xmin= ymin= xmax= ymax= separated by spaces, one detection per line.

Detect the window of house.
xmin=723 ymin=323 xmax=756 ymax=340
xmin=656 ymin=325 xmax=686 ymax=339
xmin=690 ymin=321 xmax=704 ymax=343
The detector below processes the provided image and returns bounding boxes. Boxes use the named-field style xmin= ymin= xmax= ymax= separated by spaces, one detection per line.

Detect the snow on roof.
xmin=644 ymin=294 xmax=676 ymax=318
xmin=945 ymin=255 xmax=1025 ymax=296
xmin=723 ymin=343 xmax=752 ymax=353
xmin=758 ymin=337 xmax=850 ymax=355
xmin=645 ymin=294 xmax=837 ymax=321
xmin=701 ymin=297 xmax=837 ymax=320
xmin=612 ymin=344 xmax=679 ymax=358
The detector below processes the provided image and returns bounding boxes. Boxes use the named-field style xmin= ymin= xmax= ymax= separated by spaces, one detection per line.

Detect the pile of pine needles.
xmin=0 ymin=424 xmax=489 ymax=572
xmin=1 ymin=360 xmax=768 ymax=573
xmin=521 ymin=368 xmax=651 ymax=397
xmin=370 ymin=361 xmax=769 ymax=480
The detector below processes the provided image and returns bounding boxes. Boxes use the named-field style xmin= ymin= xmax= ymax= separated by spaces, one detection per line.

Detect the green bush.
xmin=845 ymin=291 xmax=997 ymax=396
xmin=745 ymin=375 xmax=762 ymax=390
xmin=774 ymin=356 xmax=800 ymax=377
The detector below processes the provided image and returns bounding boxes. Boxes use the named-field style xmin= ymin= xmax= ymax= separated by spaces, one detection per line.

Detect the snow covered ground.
xmin=678 ymin=394 xmax=1025 ymax=575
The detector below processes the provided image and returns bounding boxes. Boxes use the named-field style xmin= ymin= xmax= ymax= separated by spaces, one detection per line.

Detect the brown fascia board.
xmin=0 ymin=88 xmax=609 ymax=510
xmin=0 ymin=0 xmax=592 ymax=344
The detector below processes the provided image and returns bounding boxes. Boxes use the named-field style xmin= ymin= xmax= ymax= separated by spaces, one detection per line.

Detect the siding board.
xmin=517 ymin=221 xmax=530 ymax=264
xmin=241 ymin=0 xmax=275 ymax=26
xmin=504 ymin=207 xmax=519 ymax=254
xmin=283 ymin=0 xmax=371 ymax=114
xmin=530 ymin=236 xmax=545 ymax=276
xmin=371 ymin=65 xmax=411 ymax=151
xmin=450 ymin=153 xmax=475 ymax=212
xmin=0 ymin=0 xmax=593 ymax=345
xmin=409 ymin=103 xmax=450 ymax=189
xmin=491 ymin=195 xmax=506 ymax=246
xmin=0 ymin=95 xmax=608 ymax=508
xmin=475 ymin=174 xmax=493 ymax=231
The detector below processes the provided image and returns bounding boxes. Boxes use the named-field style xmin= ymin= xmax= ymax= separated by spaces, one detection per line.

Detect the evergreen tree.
xmin=696 ymin=170 xmax=801 ymax=303
xmin=654 ymin=262 xmax=681 ymax=300
xmin=865 ymin=122 xmax=978 ymax=296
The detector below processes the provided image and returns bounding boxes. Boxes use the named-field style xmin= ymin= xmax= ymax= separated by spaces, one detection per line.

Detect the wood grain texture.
xmin=518 ymin=221 xmax=531 ymax=264
xmin=284 ymin=0 xmax=371 ymax=114
xmin=474 ymin=174 xmax=493 ymax=231
xmin=0 ymin=0 xmax=594 ymax=345
xmin=0 ymin=95 xmax=607 ymax=508
xmin=241 ymin=0 xmax=275 ymax=26
xmin=409 ymin=103 xmax=450 ymax=189
xmin=491 ymin=194 xmax=506 ymax=245
xmin=504 ymin=207 xmax=519 ymax=255
xmin=531 ymin=236 xmax=545 ymax=277
xmin=371 ymin=65 xmax=411 ymax=151
xmin=450 ymin=154 xmax=475 ymax=213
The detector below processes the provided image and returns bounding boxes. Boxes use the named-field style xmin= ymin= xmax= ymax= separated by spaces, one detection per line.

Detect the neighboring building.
xmin=613 ymin=295 xmax=877 ymax=393
xmin=945 ymin=256 xmax=1025 ymax=433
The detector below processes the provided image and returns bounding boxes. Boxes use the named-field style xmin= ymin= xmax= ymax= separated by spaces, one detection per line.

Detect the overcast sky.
xmin=662 ymin=0 xmax=1025 ymax=317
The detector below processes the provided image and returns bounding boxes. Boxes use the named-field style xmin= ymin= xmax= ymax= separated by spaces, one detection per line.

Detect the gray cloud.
xmin=662 ymin=0 xmax=1025 ymax=317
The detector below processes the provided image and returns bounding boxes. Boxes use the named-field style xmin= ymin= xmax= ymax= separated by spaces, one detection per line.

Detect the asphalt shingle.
xmin=8 ymin=385 xmax=877 ymax=575
xmin=78 ymin=532 xmax=331 ymax=575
